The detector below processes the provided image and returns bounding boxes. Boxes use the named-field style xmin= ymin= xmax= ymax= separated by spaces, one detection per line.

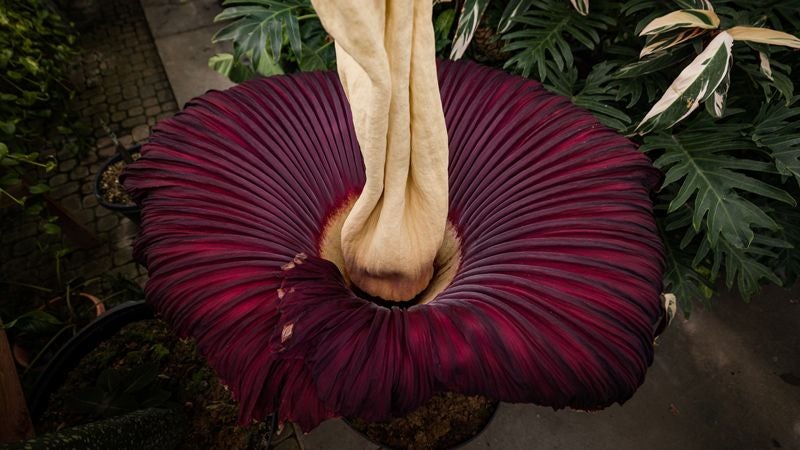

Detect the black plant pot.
xmin=345 ymin=397 xmax=499 ymax=450
xmin=26 ymin=300 xmax=154 ymax=419
xmin=94 ymin=144 xmax=141 ymax=225
xmin=22 ymin=300 xmax=280 ymax=449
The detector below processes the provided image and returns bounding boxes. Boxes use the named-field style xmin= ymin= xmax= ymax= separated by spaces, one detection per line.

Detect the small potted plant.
xmin=94 ymin=127 xmax=141 ymax=224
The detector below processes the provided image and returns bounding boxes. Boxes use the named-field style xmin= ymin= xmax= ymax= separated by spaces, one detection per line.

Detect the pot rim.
xmin=93 ymin=143 xmax=141 ymax=211
xmin=343 ymin=396 xmax=500 ymax=450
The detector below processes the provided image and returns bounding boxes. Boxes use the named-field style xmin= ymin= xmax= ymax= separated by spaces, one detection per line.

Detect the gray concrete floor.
xmin=299 ymin=283 xmax=800 ymax=450
xmin=140 ymin=0 xmax=233 ymax=108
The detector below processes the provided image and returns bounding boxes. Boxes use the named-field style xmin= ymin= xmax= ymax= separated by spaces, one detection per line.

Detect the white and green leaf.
xmin=639 ymin=27 xmax=706 ymax=58
xmin=637 ymin=31 xmax=733 ymax=133
xmin=674 ymin=0 xmax=714 ymax=10
xmin=569 ymin=0 xmax=589 ymax=16
xmin=758 ymin=51 xmax=773 ymax=81
xmin=639 ymin=9 xmax=719 ymax=36
xmin=703 ymin=61 xmax=729 ymax=118
xmin=498 ymin=0 xmax=529 ymax=33
xmin=450 ymin=0 xmax=489 ymax=60
xmin=727 ymin=26 xmax=800 ymax=48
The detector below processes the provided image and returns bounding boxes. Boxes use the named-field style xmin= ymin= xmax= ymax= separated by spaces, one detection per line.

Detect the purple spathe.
xmin=122 ymin=60 xmax=666 ymax=431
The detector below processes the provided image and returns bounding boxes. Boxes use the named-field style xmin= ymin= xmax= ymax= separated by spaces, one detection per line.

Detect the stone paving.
xmin=0 ymin=0 xmax=178 ymax=296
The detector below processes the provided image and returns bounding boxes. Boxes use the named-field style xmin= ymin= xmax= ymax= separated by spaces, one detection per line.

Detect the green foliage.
xmin=545 ymin=61 xmax=631 ymax=130
xmin=501 ymin=0 xmax=614 ymax=81
xmin=486 ymin=0 xmax=800 ymax=311
xmin=450 ymin=0 xmax=490 ymax=59
xmin=0 ymin=0 xmax=86 ymax=232
xmin=208 ymin=0 xmax=800 ymax=311
xmin=209 ymin=0 xmax=334 ymax=82
xmin=642 ymin=120 xmax=795 ymax=248
xmin=66 ymin=364 xmax=173 ymax=418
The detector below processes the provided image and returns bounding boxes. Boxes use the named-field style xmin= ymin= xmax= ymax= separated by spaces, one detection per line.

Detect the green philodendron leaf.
xmin=643 ymin=122 xmax=796 ymax=249
xmin=772 ymin=200 xmax=800 ymax=285
xmin=3 ymin=310 xmax=62 ymax=335
xmin=0 ymin=142 xmax=7 ymax=158
xmin=707 ymin=237 xmax=786 ymax=301
xmin=637 ymin=31 xmax=733 ymax=133
xmin=450 ymin=0 xmax=489 ymax=60
xmin=212 ymin=1 xmax=307 ymax=71
xmin=254 ymin=47 xmax=284 ymax=76
xmin=752 ymin=100 xmax=800 ymax=186
xmin=266 ymin=18 xmax=282 ymax=61
xmin=285 ymin=13 xmax=302 ymax=57
xmin=545 ymin=62 xmax=631 ymax=131
xmin=214 ymin=5 xmax=268 ymax=22
xmin=434 ymin=8 xmax=455 ymax=52
xmin=208 ymin=53 xmax=235 ymax=77
xmin=502 ymin=0 xmax=614 ymax=81
xmin=661 ymin=228 xmax=713 ymax=316
xmin=298 ymin=46 xmax=329 ymax=72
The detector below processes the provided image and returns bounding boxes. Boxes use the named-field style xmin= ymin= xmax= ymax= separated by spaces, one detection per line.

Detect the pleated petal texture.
xmin=123 ymin=60 xmax=666 ymax=431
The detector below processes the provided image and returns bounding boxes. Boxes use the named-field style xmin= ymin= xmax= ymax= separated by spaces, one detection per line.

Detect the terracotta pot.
xmin=13 ymin=292 xmax=107 ymax=369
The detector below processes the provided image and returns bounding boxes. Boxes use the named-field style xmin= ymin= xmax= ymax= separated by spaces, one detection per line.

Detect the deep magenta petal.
xmin=123 ymin=60 xmax=665 ymax=430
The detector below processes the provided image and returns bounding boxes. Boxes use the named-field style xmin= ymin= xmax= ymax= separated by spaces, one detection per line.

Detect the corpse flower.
xmin=122 ymin=0 xmax=665 ymax=432
xmin=122 ymin=57 xmax=666 ymax=429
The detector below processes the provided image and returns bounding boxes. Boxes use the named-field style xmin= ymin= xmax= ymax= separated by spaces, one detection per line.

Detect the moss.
xmin=0 ymin=408 xmax=186 ymax=450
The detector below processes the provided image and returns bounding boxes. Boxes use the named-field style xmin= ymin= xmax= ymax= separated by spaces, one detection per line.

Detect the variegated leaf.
xmin=704 ymin=61 xmax=730 ymax=118
xmin=661 ymin=293 xmax=677 ymax=327
xmin=674 ymin=0 xmax=714 ymax=11
xmin=449 ymin=0 xmax=489 ymax=60
xmin=498 ymin=0 xmax=528 ymax=33
xmin=569 ymin=0 xmax=589 ymax=16
xmin=637 ymin=31 xmax=733 ymax=133
xmin=639 ymin=9 xmax=720 ymax=36
xmin=640 ymin=27 xmax=706 ymax=58
xmin=727 ymin=26 xmax=800 ymax=49
xmin=759 ymin=51 xmax=773 ymax=81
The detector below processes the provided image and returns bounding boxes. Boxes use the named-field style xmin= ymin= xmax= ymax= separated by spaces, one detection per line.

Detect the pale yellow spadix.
xmin=310 ymin=0 xmax=449 ymax=301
